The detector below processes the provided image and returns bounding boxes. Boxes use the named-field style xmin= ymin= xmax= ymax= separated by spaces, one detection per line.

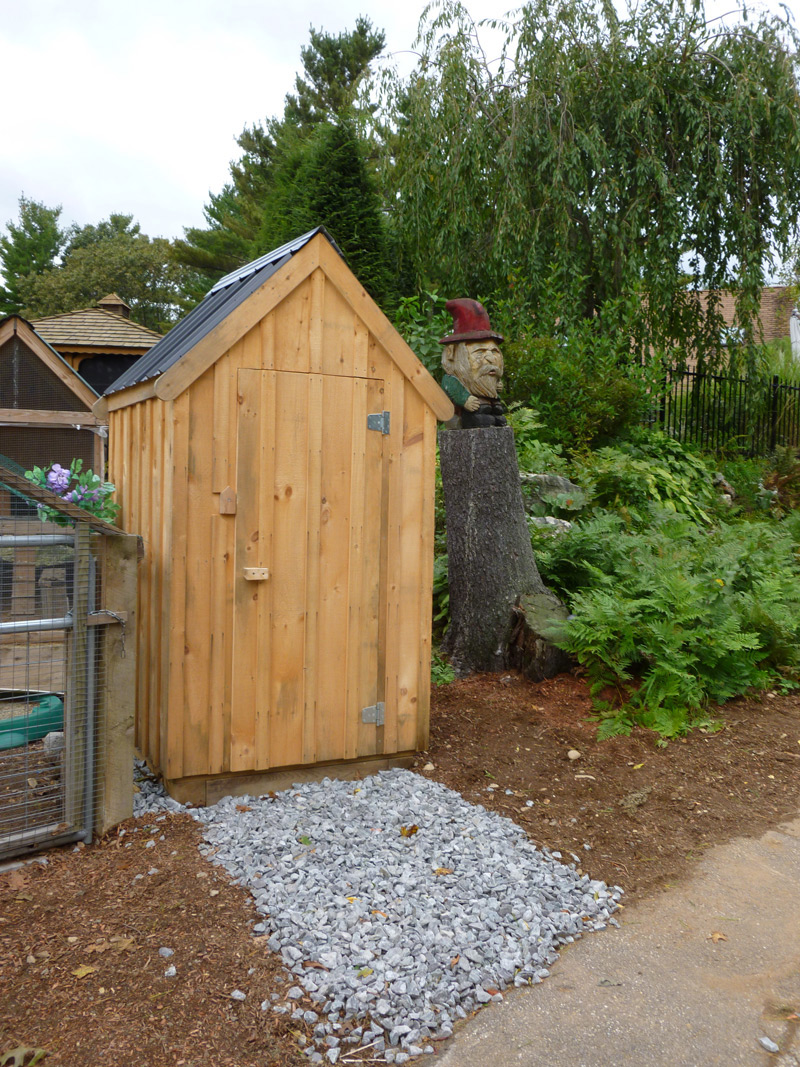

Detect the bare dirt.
xmin=2 ymin=671 xmax=800 ymax=1066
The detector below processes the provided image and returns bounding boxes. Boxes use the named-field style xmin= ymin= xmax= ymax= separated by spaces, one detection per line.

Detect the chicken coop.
xmin=97 ymin=228 xmax=453 ymax=804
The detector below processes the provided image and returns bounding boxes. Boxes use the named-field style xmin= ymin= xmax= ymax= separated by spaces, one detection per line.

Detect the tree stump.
xmin=439 ymin=425 xmax=570 ymax=679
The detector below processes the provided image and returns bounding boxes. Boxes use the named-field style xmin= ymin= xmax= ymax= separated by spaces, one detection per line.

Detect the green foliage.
xmin=763 ymin=447 xmax=800 ymax=517
xmin=501 ymin=295 xmax=654 ymax=450
xmin=0 ymin=196 xmax=65 ymax=315
xmin=259 ymin=119 xmax=396 ymax=306
xmin=381 ymin=0 xmax=800 ymax=370
xmin=718 ymin=455 xmax=771 ymax=514
xmin=392 ymin=290 xmax=452 ymax=377
xmin=431 ymin=649 xmax=455 ymax=686
xmin=24 ymin=460 xmax=120 ymax=526
xmin=432 ymin=553 xmax=450 ymax=637
xmin=19 ymin=217 xmax=191 ymax=331
xmin=535 ymin=510 xmax=800 ymax=737
xmin=570 ymin=432 xmax=718 ymax=526
xmin=505 ymin=404 xmax=569 ymax=475
xmin=284 ymin=17 xmax=386 ymax=129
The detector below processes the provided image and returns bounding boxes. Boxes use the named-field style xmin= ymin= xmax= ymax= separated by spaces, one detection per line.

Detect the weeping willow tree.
xmin=381 ymin=0 xmax=800 ymax=369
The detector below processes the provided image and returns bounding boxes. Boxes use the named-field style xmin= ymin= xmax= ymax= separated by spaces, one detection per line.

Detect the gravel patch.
xmin=134 ymin=762 xmax=621 ymax=1060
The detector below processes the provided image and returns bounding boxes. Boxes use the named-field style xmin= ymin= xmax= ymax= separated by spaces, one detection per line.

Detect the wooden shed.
xmin=96 ymin=229 xmax=453 ymax=803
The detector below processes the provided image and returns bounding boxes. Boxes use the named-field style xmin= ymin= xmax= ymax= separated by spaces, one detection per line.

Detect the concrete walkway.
xmin=436 ymin=816 xmax=800 ymax=1067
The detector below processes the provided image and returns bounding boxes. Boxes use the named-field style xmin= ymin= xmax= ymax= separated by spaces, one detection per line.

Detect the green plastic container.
xmin=0 ymin=695 xmax=64 ymax=751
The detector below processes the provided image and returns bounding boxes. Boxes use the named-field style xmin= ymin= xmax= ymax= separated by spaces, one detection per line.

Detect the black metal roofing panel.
xmin=106 ymin=227 xmax=341 ymax=396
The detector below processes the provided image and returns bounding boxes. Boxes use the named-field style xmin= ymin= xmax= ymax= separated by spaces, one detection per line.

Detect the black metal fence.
xmin=658 ymin=368 xmax=800 ymax=456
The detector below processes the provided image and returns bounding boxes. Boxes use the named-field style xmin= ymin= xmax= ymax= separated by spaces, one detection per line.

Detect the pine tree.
xmin=0 ymin=196 xmax=65 ymax=315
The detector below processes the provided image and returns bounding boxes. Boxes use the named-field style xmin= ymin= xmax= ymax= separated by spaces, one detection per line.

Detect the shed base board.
xmin=165 ymin=754 xmax=417 ymax=807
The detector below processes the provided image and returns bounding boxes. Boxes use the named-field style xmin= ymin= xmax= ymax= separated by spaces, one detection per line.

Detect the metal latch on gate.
xmin=361 ymin=702 xmax=385 ymax=725
xmin=367 ymin=411 xmax=391 ymax=434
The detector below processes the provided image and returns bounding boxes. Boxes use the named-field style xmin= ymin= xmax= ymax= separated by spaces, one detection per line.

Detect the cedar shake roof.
xmin=31 ymin=306 xmax=162 ymax=352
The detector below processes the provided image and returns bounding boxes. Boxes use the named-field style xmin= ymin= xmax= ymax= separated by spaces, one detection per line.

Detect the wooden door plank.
xmin=314 ymin=375 xmax=353 ymax=762
xmin=417 ymin=406 xmax=436 ymax=750
xmin=230 ymin=368 xmax=263 ymax=772
xmin=253 ymin=369 xmax=276 ymax=770
xmin=269 ymin=372 xmax=310 ymax=766
xmin=344 ymin=378 xmax=368 ymax=760
xmin=380 ymin=366 xmax=405 ymax=756
xmin=350 ymin=376 xmax=385 ymax=760
xmin=395 ymin=385 xmax=426 ymax=754
xmin=302 ymin=374 xmax=323 ymax=765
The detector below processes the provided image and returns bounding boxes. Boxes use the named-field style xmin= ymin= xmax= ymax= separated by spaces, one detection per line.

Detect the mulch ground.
xmin=2 ymin=671 xmax=800 ymax=1066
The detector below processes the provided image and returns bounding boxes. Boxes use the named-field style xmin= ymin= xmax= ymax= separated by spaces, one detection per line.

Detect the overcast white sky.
xmin=1 ymin=0 xmax=798 ymax=244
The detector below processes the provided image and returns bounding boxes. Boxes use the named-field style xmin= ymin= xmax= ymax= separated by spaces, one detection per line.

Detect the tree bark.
xmin=439 ymin=425 xmax=570 ymax=680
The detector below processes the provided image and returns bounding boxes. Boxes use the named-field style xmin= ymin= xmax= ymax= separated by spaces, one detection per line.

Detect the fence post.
xmin=770 ymin=375 xmax=780 ymax=453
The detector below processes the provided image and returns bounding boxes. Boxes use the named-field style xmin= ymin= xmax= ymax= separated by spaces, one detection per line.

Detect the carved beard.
xmin=443 ymin=341 xmax=504 ymax=399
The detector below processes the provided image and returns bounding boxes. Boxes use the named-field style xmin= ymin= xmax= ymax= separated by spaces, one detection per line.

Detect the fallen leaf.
xmin=235 ymin=804 xmax=252 ymax=813
xmin=111 ymin=938 xmax=134 ymax=953
xmin=7 ymin=870 xmax=28 ymax=891
xmin=86 ymin=941 xmax=111 ymax=954
xmin=72 ymin=964 xmax=98 ymax=979
xmin=0 ymin=1046 xmax=49 ymax=1066
xmin=632 ymin=763 xmax=644 ymax=770
xmin=371 ymin=910 xmax=387 ymax=918
xmin=450 ymin=955 xmax=460 ymax=967
xmin=297 ymin=835 xmax=312 ymax=846
xmin=400 ymin=825 xmax=419 ymax=837
xmin=434 ymin=868 xmax=454 ymax=876
xmin=486 ymin=987 xmax=500 ymax=996
xmin=358 ymin=967 xmax=374 ymax=977
xmin=27 ymin=778 xmax=37 ymax=788
xmin=302 ymin=960 xmax=330 ymax=971
xmin=709 ymin=931 xmax=728 ymax=943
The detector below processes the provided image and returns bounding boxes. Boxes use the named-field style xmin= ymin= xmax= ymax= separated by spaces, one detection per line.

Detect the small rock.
xmin=164 ymin=965 xmax=177 ymax=978
xmin=287 ymin=986 xmax=304 ymax=1000
xmin=158 ymin=947 xmax=174 ymax=958
xmin=145 ymin=840 xmax=156 ymax=849
xmin=423 ymin=763 xmax=435 ymax=771
xmin=758 ymin=1036 xmax=780 ymax=1054
xmin=567 ymin=749 xmax=581 ymax=761
xmin=230 ymin=990 xmax=247 ymax=1001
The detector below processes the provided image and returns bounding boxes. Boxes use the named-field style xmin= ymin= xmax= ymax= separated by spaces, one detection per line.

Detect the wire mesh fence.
xmin=659 ymin=368 xmax=800 ymax=456
xmin=0 ymin=479 xmax=107 ymax=860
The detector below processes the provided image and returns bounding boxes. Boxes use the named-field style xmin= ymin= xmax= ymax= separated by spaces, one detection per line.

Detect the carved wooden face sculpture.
xmin=442 ymin=340 xmax=504 ymax=399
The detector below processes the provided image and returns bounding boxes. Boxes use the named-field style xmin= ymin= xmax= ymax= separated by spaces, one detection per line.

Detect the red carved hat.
xmin=439 ymin=298 xmax=504 ymax=345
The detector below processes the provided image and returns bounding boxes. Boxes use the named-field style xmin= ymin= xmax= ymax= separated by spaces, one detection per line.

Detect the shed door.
xmin=231 ymin=369 xmax=387 ymax=772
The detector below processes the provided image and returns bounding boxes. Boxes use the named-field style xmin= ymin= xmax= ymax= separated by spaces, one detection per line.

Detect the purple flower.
xmin=46 ymin=464 xmax=70 ymax=493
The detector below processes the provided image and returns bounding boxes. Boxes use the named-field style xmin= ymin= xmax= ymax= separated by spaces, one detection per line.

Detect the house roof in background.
xmin=32 ymin=307 xmax=162 ymax=352
xmin=105 ymin=227 xmax=341 ymax=395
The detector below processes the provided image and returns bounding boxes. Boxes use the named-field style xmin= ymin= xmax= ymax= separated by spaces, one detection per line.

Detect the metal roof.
xmin=105 ymin=227 xmax=342 ymax=395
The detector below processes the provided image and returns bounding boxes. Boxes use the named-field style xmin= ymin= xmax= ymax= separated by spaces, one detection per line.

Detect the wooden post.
xmin=94 ymin=531 xmax=140 ymax=835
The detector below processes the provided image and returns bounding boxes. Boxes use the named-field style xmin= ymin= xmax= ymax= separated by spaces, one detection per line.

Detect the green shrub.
xmin=503 ymin=323 xmax=650 ymax=452
xmin=570 ymin=431 xmax=719 ymax=526
xmin=535 ymin=511 xmax=800 ymax=738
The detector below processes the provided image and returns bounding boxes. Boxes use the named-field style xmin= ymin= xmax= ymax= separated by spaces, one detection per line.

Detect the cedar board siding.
xmin=109 ymin=267 xmax=435 ymax=784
